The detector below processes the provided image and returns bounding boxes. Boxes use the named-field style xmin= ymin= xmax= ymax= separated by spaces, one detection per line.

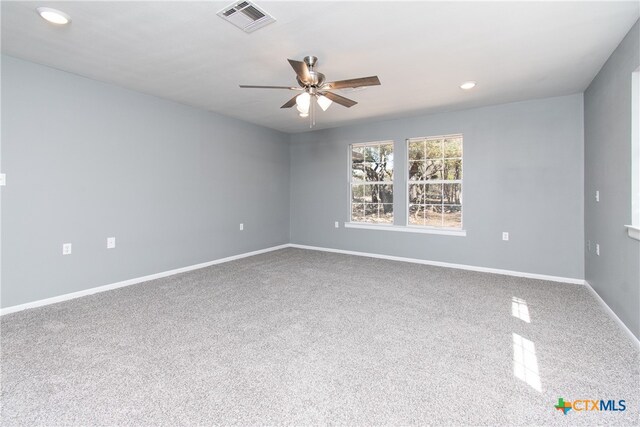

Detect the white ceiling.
xmin=1 ymin=1 xmax=638 ymax=133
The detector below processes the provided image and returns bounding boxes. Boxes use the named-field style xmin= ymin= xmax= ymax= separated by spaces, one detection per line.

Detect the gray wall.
xmin=584 ymin=21 xmax=640 ymax=339
xmin=290 ymin=94 xmax=585 ymax=279
xmin=1 ymin=55 xmax=290 ymax=308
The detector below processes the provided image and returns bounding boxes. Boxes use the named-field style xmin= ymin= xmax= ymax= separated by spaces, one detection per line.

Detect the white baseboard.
xmin=0 ymin=242 xmax=588 ymax=317
xmin=0 ymin=244 xmax=290 ymax=316
xmin=7 ymin=242 xmax=636 ymax=349
xmin=288 ymin=243 xmax=586 ymax=285
xmin=585 ymin=281 xmax=640 ymax=348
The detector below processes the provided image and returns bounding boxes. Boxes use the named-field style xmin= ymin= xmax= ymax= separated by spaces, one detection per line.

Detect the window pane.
xmin=408 ymin=183 xmax=424 ymax=204
xmin=364 ymin=203 xmax=378 ymax=222
xmin=408 ymin=141 xmax=425 ymax=161
xmin=380 ymin=204 xmax=393 ymax=224
xmin=444 ymin=159 xmax=462 ymax=180
xmin=351 ymin=203 xmax=365 ymax=222
xmin=409 ymin=205 xmax=424 ymax=225
xmin=380 ymin=143 xmax=393 ymax=158
xmin=425 ymin=205 xmax=443 ymax=227
xmin=426 ymin=139 xmax=443 ymax=158
xmin=351 ymin=184 xmax=365 ymax=203
xmin=409 ymin=161 xmax=425 ymax=180
xmin=424 ymin=160 xmax=444 ymax=180
xmin=352 ymin=163 xmax=365 ymax=181
xmin=363 ymin=162 xmax=390 ymax=182
xmin=380 ymin=145 xmax=393 ymax=180
xmin=425 ymin=183 xmax=443 ymax=204
xmin=443 ymin=183 xmax=462 ymax=205
xmin=444 ymin=137 xmax=462 ymax=158
xmin=362 ymin=163 xmax=375 ymax=181
xmin=363 ymin=184 xmax=375 ymax=203
xmin=365 ymin=146 xmax=379 ymax=162
xmin=382 ymin=160 xmax=393 ymax=181
xmin=444 ymin=205 xmax=462 ymax=228
xmin=352 ymin=146 xmax=364 ymax=164
xmin=379 ymin=184 xmax=393 ymax=204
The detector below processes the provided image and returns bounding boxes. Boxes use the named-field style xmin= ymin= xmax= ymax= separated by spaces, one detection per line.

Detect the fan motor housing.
xmin=298 ymin=71 xmax=325 ymax=88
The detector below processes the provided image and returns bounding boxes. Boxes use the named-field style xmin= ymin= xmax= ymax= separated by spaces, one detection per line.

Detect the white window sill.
xmin=344 ymin=222 xmax=467 ymax=236
xmin=625 ymin=225 xmax=640 ymax=241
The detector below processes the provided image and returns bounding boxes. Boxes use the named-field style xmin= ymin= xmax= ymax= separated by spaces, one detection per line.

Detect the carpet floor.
xmin=1 ymin=248 xmax=638 ymax=426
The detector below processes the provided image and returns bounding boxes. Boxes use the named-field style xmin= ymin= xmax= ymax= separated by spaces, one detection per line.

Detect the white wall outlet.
xmin=0 ymin=173 xmax=5 ymax=186
xmin=107 ymin=237 xmax=116 ymax=249
xmin=334 ymin=221 xmax=339 ymax=228
xmin=239 ymin=223 xmax=244 ymax=231
xmin=596 ymin=243 xmax=600 ymax=256
xmin=62 ymin=243 xmax=72 ymax=255
xmin=502 ymin=232 xmax=509 ymax=241
xmin=595 ymin=190 xmax=600 ymax=202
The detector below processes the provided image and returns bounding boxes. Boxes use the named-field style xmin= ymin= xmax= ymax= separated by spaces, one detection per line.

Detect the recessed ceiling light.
xmin=36 ymin=7 xmax=71 ymax=25
xmin=460 ymin=81 xmax=476 ymax=90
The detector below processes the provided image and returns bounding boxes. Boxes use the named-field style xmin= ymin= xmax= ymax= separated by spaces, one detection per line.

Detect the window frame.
xmin=348 ymin=140 xmax=395 ymax=225
xmin=405 ymin=134 xmax=464 ymax=230
xmin=627 ymin=69 xmax=640 ymax=240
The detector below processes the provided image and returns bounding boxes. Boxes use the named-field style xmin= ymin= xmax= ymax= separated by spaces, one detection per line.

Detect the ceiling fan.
xmin=239 ymin=55 xmax=381 ymax=127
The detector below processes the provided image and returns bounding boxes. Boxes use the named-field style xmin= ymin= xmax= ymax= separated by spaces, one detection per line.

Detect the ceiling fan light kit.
xmin=240 ymin=55 xmax=381 ymax=128
xmin=295 ymin=91 xmax=311 ymax=114
xmin=317 ymin=95 xmax=333 ymax=111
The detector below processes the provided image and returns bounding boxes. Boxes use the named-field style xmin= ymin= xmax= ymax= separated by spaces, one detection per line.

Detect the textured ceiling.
xmin=1 ymin=1 xmax=638 ymax=133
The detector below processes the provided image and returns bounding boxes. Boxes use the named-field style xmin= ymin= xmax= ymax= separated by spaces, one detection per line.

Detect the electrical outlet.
xmin=595 ymin=190 xmax=600 ymax=202
xmin=107 ymin=237 xmax=116 ymax=249
xmin=596 ymin=243 xmax=600 ymax=256
xmin=239 ymin=223 xmax=244 ymax=231
xmin=0 ymin=173 xmax=5 ymax=186
xmin=334 ymin=221 xmax=339 ymax=228
xmin=502 ymin=232 xmax=509 ymax=241
xmin=62 ymin=243 xmax=72 ymax=255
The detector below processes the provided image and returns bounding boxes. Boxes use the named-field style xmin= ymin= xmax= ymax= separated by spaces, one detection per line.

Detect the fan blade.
xmin=280 ymin=95 xmax=298 ymax=108
xmin=323 ymin=76 xmax=381 ymax=90
xmin=287 ymin=59 xmax=311 ymax=84
xmin=239 ymin=85 xmax=300 ymax=90
xmin=322 ymin=91 xmax=357 ymax=108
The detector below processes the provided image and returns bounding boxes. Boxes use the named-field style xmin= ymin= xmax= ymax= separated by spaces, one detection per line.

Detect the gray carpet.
xmin=1 ymin=248 xmax=638 ymax=426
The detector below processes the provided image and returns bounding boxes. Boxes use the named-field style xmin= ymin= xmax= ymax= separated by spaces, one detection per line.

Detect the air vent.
xmin=217 ymin=1 xmax=275 ymax=33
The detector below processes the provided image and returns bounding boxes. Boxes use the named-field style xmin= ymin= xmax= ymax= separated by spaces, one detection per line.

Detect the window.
xmin=350 ymin=141 xmax=393 ymax=224
xmin=407 ymin=134 xmax=462 ymax=229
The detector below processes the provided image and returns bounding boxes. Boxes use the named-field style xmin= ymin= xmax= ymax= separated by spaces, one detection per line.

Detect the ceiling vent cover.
xmin=217 ymin=1 xmax=276 ymax=33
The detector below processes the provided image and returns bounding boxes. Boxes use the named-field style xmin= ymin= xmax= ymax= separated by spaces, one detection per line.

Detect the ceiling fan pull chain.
xmin=310 ymin=99 xmax=314 ymax=128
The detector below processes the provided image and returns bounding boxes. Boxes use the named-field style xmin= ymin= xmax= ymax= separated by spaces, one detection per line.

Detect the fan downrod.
xmin=297 ymin=55 xmax=325 ymax=88
xmin=303 ymin=55 xmax=318 ymax=70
